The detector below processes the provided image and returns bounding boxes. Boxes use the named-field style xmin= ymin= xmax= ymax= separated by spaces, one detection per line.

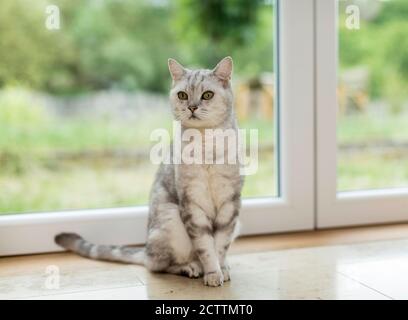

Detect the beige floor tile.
xmin=23 ymin=274 xmax=388 ymax=300
xmin=338 ymin=256 xmax=408 ymax=299
xmin=4 ymin=237 xmax=408 ymax=300
xmin=138 ymin=265 xmax=387 ymax=300
xmin=25 ymin=286 xmax=149 ymax=300
xmin=0 ymin=263 xmax=144 ymax=299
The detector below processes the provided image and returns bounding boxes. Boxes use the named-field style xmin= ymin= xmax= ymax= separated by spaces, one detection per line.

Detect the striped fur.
xmin=55 ymin=233 xmax=145 ymax=264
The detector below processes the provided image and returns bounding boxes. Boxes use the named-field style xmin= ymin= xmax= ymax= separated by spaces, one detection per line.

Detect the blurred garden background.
xmin=338 ymin=0 xmax=408 ymax=191
xmin=0 ymin=0 xmax=277 ymax=214
xmin=0 ymin=0 xmax=407 ymax=214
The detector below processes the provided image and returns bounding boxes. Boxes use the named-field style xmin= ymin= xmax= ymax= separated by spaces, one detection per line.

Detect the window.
xmin=1 ymin=0 xmax=316 ymax=256
xmin=0 ymin=0 xmax=278 ymax=216
xmin=338 ymin=0 xmax=408 ymax=192
xmin=316 ymin=0 xmax=408 ymax=227
xmin=9 ymin=0 xmax=407 ymax=256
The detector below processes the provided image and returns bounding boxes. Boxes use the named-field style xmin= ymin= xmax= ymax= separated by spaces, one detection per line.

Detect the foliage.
xmin=0 ymin=0 xmax=406 ymax=99
xmin=0 ymin=0 xmax=61 ymax=89
xmin=173 ymin=0 xmax=267 ymax=67
xmin=0 ymin=88 xmax=49 ymax=127
xmin=0 ymin=0 xmax=274 ymax=94
xmin=339 ymin=0 xmax=408 ymax=107
xmin=176 ymin=0 xmax=262 ymax=45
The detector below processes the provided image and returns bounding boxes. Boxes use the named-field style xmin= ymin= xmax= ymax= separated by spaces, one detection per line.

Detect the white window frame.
xmin=316 ymin=0 xmax=408 ymax=228
xmin=0 ymin=0 xmax=316 ymax=256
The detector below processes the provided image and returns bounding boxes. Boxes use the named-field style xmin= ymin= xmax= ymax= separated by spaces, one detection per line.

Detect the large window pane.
xmin=0 ymin=0 xmax=278 ymax=215
xmin=337 ymin=0 xmax=408 ymax=191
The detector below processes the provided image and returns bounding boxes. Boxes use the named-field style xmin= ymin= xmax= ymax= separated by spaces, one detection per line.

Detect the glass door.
xmin=317 ymin=0 xmax=408 ymax=227
xmin=0 ymin=0 xmax=316 ymax=256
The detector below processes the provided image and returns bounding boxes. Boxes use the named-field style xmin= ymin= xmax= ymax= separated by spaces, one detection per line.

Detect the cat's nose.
xmin=188 ymin=105 xmax=198 ymax=113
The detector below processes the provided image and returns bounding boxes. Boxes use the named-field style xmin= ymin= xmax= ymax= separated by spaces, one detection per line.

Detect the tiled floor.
xmin=2 ymin=234 xmax=408 ymax=299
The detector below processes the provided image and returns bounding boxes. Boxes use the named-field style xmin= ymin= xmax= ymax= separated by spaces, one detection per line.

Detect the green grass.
xmin=0 ymin=116 xmax=171 ymax=153
xmin=338 ymin=113 xmax=408 ymax=144
xmin=0 ymin=152 xmax=277 ymax=214
xmin=0 ymin=161 xmax=158 ymax=214
xmin=337 ymin=112 xmax=408 ymax=191
xmin=1 ymin=104 xmax=408 ymax=214
xmin=338 ymin=151 xmax=408 ymax=191
xmin=0 ymin=113 xmax=278 ymax=214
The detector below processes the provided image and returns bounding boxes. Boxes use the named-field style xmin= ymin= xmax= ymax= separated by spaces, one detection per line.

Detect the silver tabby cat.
xmin=55 ymin=57 xmax=243 ymax=287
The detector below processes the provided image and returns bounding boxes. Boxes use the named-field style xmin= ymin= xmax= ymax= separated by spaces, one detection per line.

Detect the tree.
xmin=174 ymin=0 xmax=264 ymax=64
xmin=173 ymin=0 xmax=273 ymax=77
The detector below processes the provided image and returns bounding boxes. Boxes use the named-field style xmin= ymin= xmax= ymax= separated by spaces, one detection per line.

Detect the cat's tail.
xmin=55 ymin=233 xmax=145 ymax=265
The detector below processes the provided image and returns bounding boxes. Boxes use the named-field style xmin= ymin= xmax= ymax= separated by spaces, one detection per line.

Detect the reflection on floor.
xmin=2 ymin=234 xmax=408 ymax=299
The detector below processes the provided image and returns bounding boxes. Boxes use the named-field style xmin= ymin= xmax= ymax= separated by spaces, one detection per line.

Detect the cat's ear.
xmin=212 ymin=56 xmax=233 ymax=81
xmin=168 ymin=58 xmax=186 ymax=81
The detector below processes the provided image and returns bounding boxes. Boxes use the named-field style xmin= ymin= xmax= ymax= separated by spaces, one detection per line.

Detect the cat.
xmin=55 ymin=57 xmax=243 ymax=287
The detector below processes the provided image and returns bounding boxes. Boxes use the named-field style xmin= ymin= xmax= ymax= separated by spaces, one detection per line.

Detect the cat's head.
xmin=167 ymin=57 xmax=234 ymax=129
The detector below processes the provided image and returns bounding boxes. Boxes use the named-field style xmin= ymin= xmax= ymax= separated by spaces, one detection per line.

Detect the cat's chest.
xmin=178 ymin=164 xmax=239 ymax=214
xmin=179 ymin=163 xmax=237 ymax=185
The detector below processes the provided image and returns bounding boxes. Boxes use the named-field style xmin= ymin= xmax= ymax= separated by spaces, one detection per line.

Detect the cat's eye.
xmin=201 ymin=91 xmax=214 ymax=100
xmin=177 ymin=91 xmax=188 ymax=100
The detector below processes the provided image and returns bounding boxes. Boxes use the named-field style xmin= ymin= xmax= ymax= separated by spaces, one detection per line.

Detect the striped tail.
xmin=55 ymin=233 xmax=145 ymax=265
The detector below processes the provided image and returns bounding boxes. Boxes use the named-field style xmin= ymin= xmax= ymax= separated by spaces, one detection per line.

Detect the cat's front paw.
xmin=184 ymin=261 xmax=203 ymax=278
xmin=204 ymin=270 xmax=224 ymax=287
xmin=221 ymin=266 xmax=231 ymax=282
